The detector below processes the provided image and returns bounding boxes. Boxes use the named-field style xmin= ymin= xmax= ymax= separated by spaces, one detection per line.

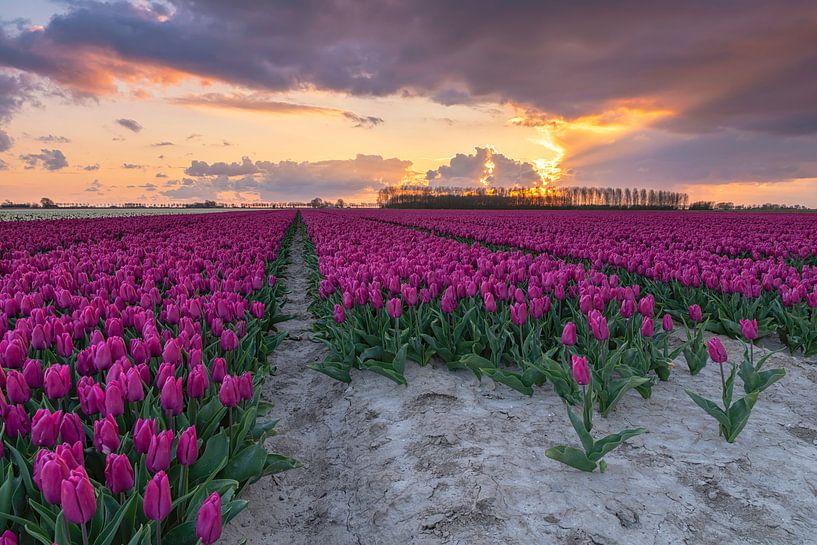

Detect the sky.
xmin=0 ymin=0 xmax=816 ymax=206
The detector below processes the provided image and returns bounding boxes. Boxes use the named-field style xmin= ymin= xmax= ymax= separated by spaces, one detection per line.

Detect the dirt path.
xmin=224 ymin=230 xmax=817 ymax=545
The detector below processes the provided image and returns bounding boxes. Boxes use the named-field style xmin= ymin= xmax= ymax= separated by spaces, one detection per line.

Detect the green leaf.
xmin=189 ymin=431 xmax=230 ymax=484
xmin=480 ymin=368 xmax=533 ymax=396
xmin=162 ymin=522 xmax=197 ymax=545
xmin=361 ymin=360 xmax=407 ymax=385
xmin=724 ymin=392 xmax=759 ymax=443
xmin=308 ymin=361 xmax=352 ymax=383
xmin=263 ymin=454 xmax=301 ymax=476
xmin=545 ymin=445 xmax=597 ymax=472
xmin=219 ymin=444 xmax=267 ymax=484
xmin=588 ymin=427 xmax=646 ymax=461
xmin=599 ymin=376 xmax=650 ymax=416
xmin=565 ymin=406 xmax=594 ymax=453
xmin=55 ymin=512 xmax=71 ymax=545
xmin=92 ymin=492 xmax=138 ymax=545
xmin=685 ymin=390 xmax=730 ymax=428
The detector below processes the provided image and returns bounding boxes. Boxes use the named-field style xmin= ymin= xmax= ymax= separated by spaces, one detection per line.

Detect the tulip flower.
xmin=177 ymin=426 xmax=199 ymax=466
xmin=61 ymin=467 xmax=96 ymax=524
xmin=59 ymin=412 xmax=85 ymax=445
xmin=620 ymin=298 xmax=635 ymax=319
xmin=219 ymin=375 xmax=241 ymax=408
xmin=220 ymin=329 xmax=239 ymax=352
xmin=143 ymin=471 xmax=172 ymax=521
xmin=56 ymin=441 xmax=84 ymax=470
xmin=31 ymin=408 xmax=62 ymax=447
xmin=196 ymin=493 xmax=223 ymax=545
xmin=571 ymin=355 xmax=590 ymax=386
xmin=689 ymin=304 xmax=703 ymax=323
xmin=186 ymin=364 xmax=210 ymax=398
xmin=124 ymin=368 xmax=145 ymax=402
xmin=211 ymin=357 xmax=227 ymax=383
xmin=333 ymin=303 xmax=346 ymax=324
xmin=0 ymin=531 xmax=17 ymax=545
xmin=740 ymin=319 xmax=758 ymax=341
xmin=482 ymin=292 xmax=497 ymax=313
xmin=386 ymin=298 xmax=402 ymax=319
xmin=133 ymin=418 xmax=157 ymax=454
xmin=23 ymin=359 xmax=44 ymax=389
xmin=146 ymin=430 xmax=174 ymax=473
xmin=105 ymin=380 xmax=125 ymax=417
xmin=93 ymin=415 xmax=120 ymax=454
xmin=588 ymin=310 xmax=609 ymax=341
xmin=238 ymin=372 xmax=253 ymax=401
xmin=707 ymin=337 xmax=728 ymax=364
xmin=662 ymin=314 xmax=673 ymax=332
xmin=3 ymin=404 xmax=30 ymax=438
xmin=105 ymin=453 xmax=135 ymax=494
xmin=6 ymin=370 xmax=30 ymax=404
xmin=34 ymin=451 xmax=69 ymax=504
xmin=561 ymin=322 xmax=577 ymax=346
xmin=160 ymin=376 xmax=184 ymax=417
xmin=641 ymin=317 xmax=654 ymax=338
xmin=44 ymin=364 xmax=71 ymax=399
xmin=510 ymin=302 xmax=527 ymax=326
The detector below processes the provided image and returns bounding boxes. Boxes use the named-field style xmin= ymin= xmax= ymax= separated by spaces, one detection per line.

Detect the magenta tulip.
xmin=561 ymin=322 xmax=577 ymax=346
xmin=196 ymin=492 xmax=223 ymax=545
xmin=571 ymin=355 xmax=591 ymax=386
xmin=143 ymin=471 xmax=172 ymax=521
xmin=219 ymin=375 xmax=241 ymax=408
xmin=61 ymin=467 xmax=96 ymax=524
xmin=146 ymin=430 xmax=174 ymax=473
xmin=93 ymin=415 xmax=120 ymax=454
xmin=740 ymin=319 xmax=758 ymax=341
xmin=707 ymin=337 xmax=728 ymax=364
xmin=105 ymin=453 xmax=135 ymax=494
xmin=177 ymin=426 xmax=199 ymax=466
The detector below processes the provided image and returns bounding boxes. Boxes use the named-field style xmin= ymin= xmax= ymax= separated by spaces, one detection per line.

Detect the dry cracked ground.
xmin=223 ymin=233 xmax=817 ymax=545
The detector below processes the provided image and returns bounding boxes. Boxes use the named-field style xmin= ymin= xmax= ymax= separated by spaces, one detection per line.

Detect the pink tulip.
xmin=707 ymin=337 xmax=728 ymax=364
xmin=571 ymin=355 xmax=591 ymax=386
xmin=740 ymin=319 xmax=758 ymax=341
xmin=133 ymin=418 xmax=157 ymax=454
xmin=93 ymin=415 xmax=120 ymax=454
xmin=177 ymin=426 xmax=199 ymax=466
xmin=61 ymin=467 xmax=96 ymax=524
xmin=60 ymin=413 xmax=85 ymax=445
xmin=160 ymin=376 xmax=184 ymax=416
xmin=196 ymin=492 xmax=223 ymax=545
xmin=146 ymin=429 xmax=174 ymax=473
xmin=561 ymin=322 xmax=577 ymax=346
xmin=44 ymin=364 xmax=71 ymax=399
xmin=219 ymin=375 xmax=241 ymax=408
xmin=143 ymin=471 xmax=172 ymax=521
xmin=105 ymin=453 xmax=135 ymax=494
xmin=31 ymin=409 xmax=62 ymax=447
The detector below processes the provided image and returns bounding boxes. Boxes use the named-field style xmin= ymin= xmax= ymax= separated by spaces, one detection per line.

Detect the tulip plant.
xmin=685 ymin=332 xmax=784 ymax=443
xmin=545 ymin=355 xmax=646 ymax=472
xmin=0 ymin=212 xmax=300 ymax=545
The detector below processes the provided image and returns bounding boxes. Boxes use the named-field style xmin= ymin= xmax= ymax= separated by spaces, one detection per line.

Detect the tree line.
xmin=377 ymin=185 xmax=690 ymax=210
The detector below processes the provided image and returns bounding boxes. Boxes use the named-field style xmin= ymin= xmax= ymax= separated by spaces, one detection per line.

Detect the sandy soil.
xmin=223 ymin=231 xmax=817 ymax=545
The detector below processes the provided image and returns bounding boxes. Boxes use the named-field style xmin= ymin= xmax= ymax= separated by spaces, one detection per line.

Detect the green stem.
xmin=81 ymin=523 xmax=89 ymax=545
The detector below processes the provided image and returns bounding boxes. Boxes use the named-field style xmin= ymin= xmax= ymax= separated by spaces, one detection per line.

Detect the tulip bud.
xmin=104 ymin=453 xmax=135 ymax=494
xmin=143 ymin=471 xmax=172 ymax=521
xmin=571 ymin=355 xmax=591 ymax=386
xmin=105 ymin=380 xmax=125 ymax=417
xmin=0 ymin=531 xmax=17 ymax=545
xmin=34 ymin=450 xmax=69 ymax=504
xmin=6 ymin=370 xmax=30 ymax=404
xmin=146 ymin=429 xmax=174 ymax=473
xmin=23 ymin=359 xmax=44 ymax=389
xmin=620 ymin=299 xmax=635 ymax=319
xmin=93 ymin=415 xmax=120 ymax=454
xmin=588 ymin=310 xmax=609 ymax=341
xmin=641 ymin=317 xmax=655 ymax=338
xmin=219 ymin=329 xmax=239 ymax=352
xmin=160 ymin=376 xmax=184 ymax=417
xmin=44 ymin=364 xmax=71 ymax=399
xmin=56 ymin=441 xmax=84 ymax=470
xmin=177 ymin=426 xmax=199 ymax=466
xmin=196 ymin=492 xmax=223 ymax=545
xmin=689 ymin=304 xmax=703 ymax=323
xmin=707 ymin=337 xmax=728 ymax=364
xmin=387 ymin=298 xmax=403 ymax=319
xmin=739 ymin=319 xmax=758 ymax=341
xmin=238 ymin=372 xmax=253 ymax=401
xmin=211 ymin=357 xmax=227 ymax=383
xmin=662 ymin=314 xmax=673 ymax=332
xmin=482 ymin=292 xmax=497 ymax=313
xmin=510 ymin=302 xmax=528 ymax=326
xmin=219 ymin=375 xmax=241 ymax=408
xmin=561 ymin=322 xmax=577 ymax=346
xmin=333 ymin=304 xmax=346 ymax=324
xmin=61 ymin=467 xmax=96 ymax=524
xmin=59 ymin=412 xmax=85 ymax=445
xmin=31 ymin=409 xmax=62 ymax=447
xmin=133 ymin=418 xmax=157 ymax=454
xmin=3 ymin=404 xmax=30 ymax=438
xmin=186 ymin=365 xmax=210 ymax=398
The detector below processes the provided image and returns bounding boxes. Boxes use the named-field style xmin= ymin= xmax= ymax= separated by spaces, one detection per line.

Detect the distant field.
xmin=0 ymin=207 xmax=253 ymax=221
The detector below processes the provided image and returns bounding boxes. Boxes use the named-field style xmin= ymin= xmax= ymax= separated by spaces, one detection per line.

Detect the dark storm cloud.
xmin=20 ymin=148 xmax=68 ymax=170
xmin=1 ymin=1 xmax=815 ymax=136
xmin=115 ymin=118 xmax=142 ymax=132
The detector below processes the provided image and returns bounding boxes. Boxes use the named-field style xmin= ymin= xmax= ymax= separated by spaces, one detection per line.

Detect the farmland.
xmin=1 ymin=209 xmax=816 ymax=545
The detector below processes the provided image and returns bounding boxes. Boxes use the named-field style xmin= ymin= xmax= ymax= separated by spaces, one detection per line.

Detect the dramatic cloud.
xmin=185 ymin=157 xmax=258 ymax=177
xmin=0 ymin=129 xmax=12 ymax=152
xmin=115 ymin=118 xmax=142 ymax=133
xmin=168 ymin=153 xmax=414 ymax=201
xmin=1 ymin=1 xmax=815 ymax=136
xmin=0 ymin=159 xmax=8 ymax=171
xmin=426 ymin=147 xmax=541 ymax=188
xmin=173 ymin=92 xmax=383 ymax=128
xmin=19 ymin=148 xmax=68 ymax=170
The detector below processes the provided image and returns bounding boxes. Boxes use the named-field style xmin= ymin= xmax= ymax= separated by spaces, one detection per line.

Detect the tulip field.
xmin=1 ymin=208 xmax=816 ymax=544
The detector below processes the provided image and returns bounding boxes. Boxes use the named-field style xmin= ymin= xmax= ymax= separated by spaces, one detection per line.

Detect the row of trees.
xmin=377 ymin=185 xmax=690 ymax=210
